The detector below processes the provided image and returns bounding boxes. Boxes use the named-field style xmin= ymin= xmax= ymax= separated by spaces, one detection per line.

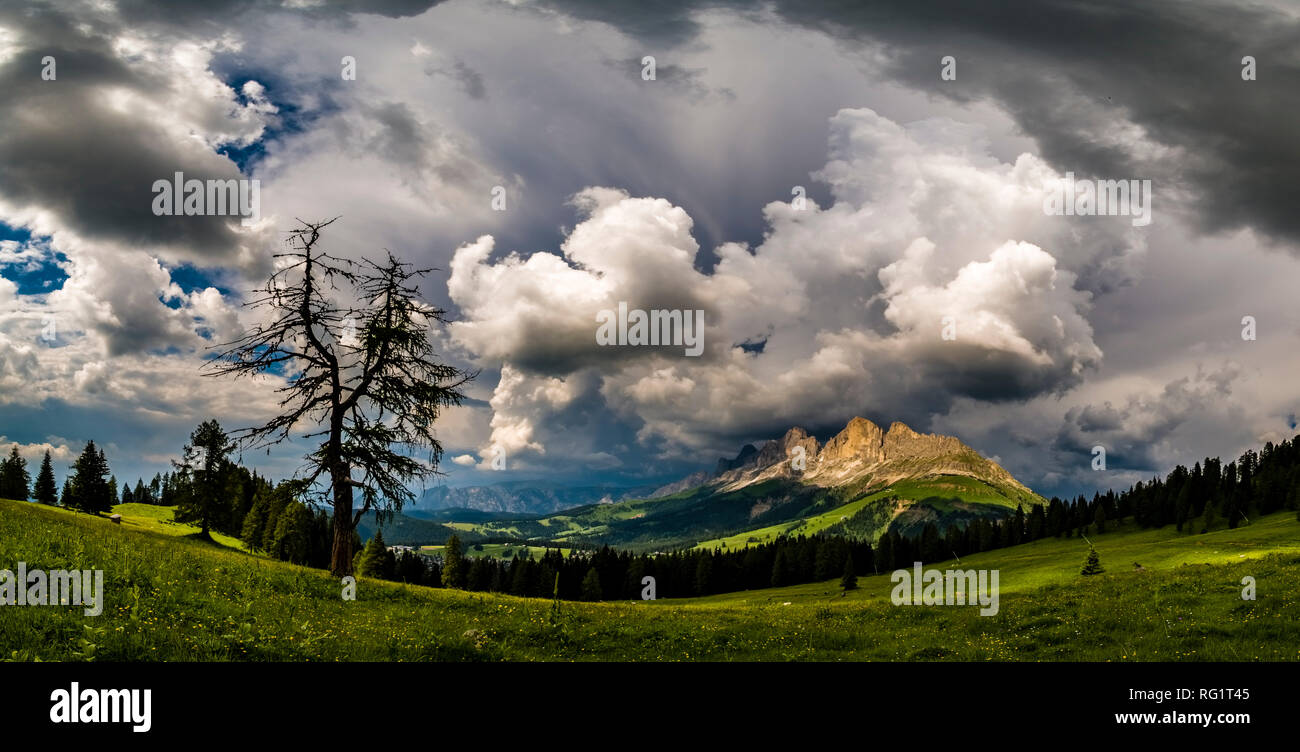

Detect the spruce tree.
xmin=395 ymin=551 xmax=426 ymax=585
xmin=465 ymin=555 xmax=487 ymax=591
xmin=173 ymin=419 xmax=234 ymax=540
xmin=69 ymin=441 xmax=112 ymax=513
xmin=271 ymin=502 xmax=313 ymax=564
xmin=33 ymin=450 xmax=57 ymax=505
xmin=0 ymin=445 xmax=30 ymax=500
xmin=694 ymin=555 xmax=713 ymax=595
xmin=240 ymin=489 xmax=269 ymax=551
xmin=357 ymin=529 xmax=395 ymax=578
xmin=771 ymin=549 xmax=790 ymax=588
xmin=442 ymin=534 xmax=466 ymax=589
xmin=581 ymin=567 xmax=603 ymax=601
xmin=840 ymin=553 xmax=858 ymax=591
xmin=1080 ymin=545 xmax=1104 ymax=575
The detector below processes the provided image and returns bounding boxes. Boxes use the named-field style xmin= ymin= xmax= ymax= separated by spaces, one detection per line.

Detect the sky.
xmin=1 ymin=0 xmax=1298 ymax=500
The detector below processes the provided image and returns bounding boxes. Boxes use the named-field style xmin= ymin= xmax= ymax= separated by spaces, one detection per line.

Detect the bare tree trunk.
xmin=330 ymin=466 xmax=354 ymax=576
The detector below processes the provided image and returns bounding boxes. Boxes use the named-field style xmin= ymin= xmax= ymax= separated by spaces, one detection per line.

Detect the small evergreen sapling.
xmin=1080 ymin=545 xmax=1104 ymax=575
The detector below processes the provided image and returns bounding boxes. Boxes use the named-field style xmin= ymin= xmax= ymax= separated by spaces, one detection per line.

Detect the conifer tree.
xmin=467 ymin=555 xmax=491 ymax=591
xmin=1080 ymin=545 xmax=1104 ymax=575
xmin=442 ymin=534 xmax=466 ymax=589
xmin=841 ymin=554 xmax=858 ymax=591
xmin=241 ymin=489 xmax=269 ymax=551
xmin=33 ymin=450 xmax=57 ymax=505
xmin=771 ymin=549 xmax=790 ymax=587
xmin=357 ymin=529 xmax=395 ymax=578
xmin=271 ymin=501 xmax=313 ymax=564
xmin=208 ymin=219 xmax=473 ymax=576
xmin=173 ymin=419 xmax=234 ymax=540
xmin=0 ymin=445 xmax=30 ymax=500
xmin=1202 ymin=499 xmax=1218 ymax=533
xmin=694 ymin=554 xmax=714 ymax=595
xmin=581 ymin=567 xmax=603 ymax=601
xmin=68 ymin=441 xmax=112 ymax=513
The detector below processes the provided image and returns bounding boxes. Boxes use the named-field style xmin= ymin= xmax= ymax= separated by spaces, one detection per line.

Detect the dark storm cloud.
xmin=0 ymin=5 xmax=251 ymax=257
xmin=111 ymin=0 xmax=445 ymax=26
xmin=534 ymin=0 xmax=710 ymax=45
xmin=1052 ymin=366 xmax=1241 ymax=474
xmin=542 ymin=0 xmax=1300 ymax=248
xmin=0 ymin=1 xmax=448 ymax=262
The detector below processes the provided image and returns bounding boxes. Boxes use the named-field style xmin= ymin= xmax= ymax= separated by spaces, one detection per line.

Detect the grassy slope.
xmin=691 ymin=488 xmax=893 ymax=551
xmin=109 ymin=503 xmax=249 ymax=552
xmin=693 ymin=475 xmax=1038 ymax=551
xmin=2 ymin=498 xmax=1297 ymax=661
xmin=681 ymin=511 xmax=1300 ymax=606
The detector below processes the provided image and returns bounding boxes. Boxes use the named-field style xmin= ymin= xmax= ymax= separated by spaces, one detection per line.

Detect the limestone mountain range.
xmin=653 ymin=416 xmax=1038 ymax=502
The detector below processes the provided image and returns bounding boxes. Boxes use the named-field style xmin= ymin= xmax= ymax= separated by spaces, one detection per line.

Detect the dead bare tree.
xmin=207 ymin=218 xmax=473 ymax=575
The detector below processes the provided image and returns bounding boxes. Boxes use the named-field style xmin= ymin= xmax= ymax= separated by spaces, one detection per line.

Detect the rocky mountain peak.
xmin=715 ymin=443 xmax=759 ymax=475
xmin=652 ymin=415 xmax=1036 ymax=506
xmin=755 ymin=426 xmax=820 ymax=468
xmin=819 ymin=416 xmax=885 ymax=464
xmin=882 ymin=420 xmax=966 ymax=459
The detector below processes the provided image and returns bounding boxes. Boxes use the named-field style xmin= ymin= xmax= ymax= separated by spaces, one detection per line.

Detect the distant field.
xmin=3 ymin=498 xmax=1297 ymax=661
xmin=419 ymin=542 xmax=571 ymax=560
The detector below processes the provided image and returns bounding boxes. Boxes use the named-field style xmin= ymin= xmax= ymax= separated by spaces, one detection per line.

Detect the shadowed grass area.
xmin=2 ymin=498 xmax=1297 ymax=662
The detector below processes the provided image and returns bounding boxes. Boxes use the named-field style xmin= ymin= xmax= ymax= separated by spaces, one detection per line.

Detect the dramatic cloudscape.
xmin=1 ymin=0 xmax=1298 ymax=500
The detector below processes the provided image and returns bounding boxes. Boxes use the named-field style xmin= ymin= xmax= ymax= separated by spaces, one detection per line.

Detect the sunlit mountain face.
xmin=2 ymin=0 xmax=1298 ymax=505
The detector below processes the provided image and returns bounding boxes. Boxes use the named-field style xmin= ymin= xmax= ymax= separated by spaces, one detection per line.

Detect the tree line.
xmin=354 ymin=531 xmax=874 ymax=600
xmin=7 ymin=419 xmax=341 ymax=570
xmin=4 ymin=441 xmax=120 ymax=513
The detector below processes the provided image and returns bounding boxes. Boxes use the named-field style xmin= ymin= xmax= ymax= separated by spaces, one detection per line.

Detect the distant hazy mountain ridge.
xmin=417 ymin=481 xmax=659 ymax=515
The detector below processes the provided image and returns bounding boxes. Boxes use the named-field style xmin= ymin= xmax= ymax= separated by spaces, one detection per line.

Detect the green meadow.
xmin=107 ymin=502 xmax=249 ymax=552
xmin=680 ymin=511 xmax=1300 ymax=607
xmin=420 ymin=542 xmax=571 ymax=560
xmin=2 ymin=498 xmax=1298 ymax=661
